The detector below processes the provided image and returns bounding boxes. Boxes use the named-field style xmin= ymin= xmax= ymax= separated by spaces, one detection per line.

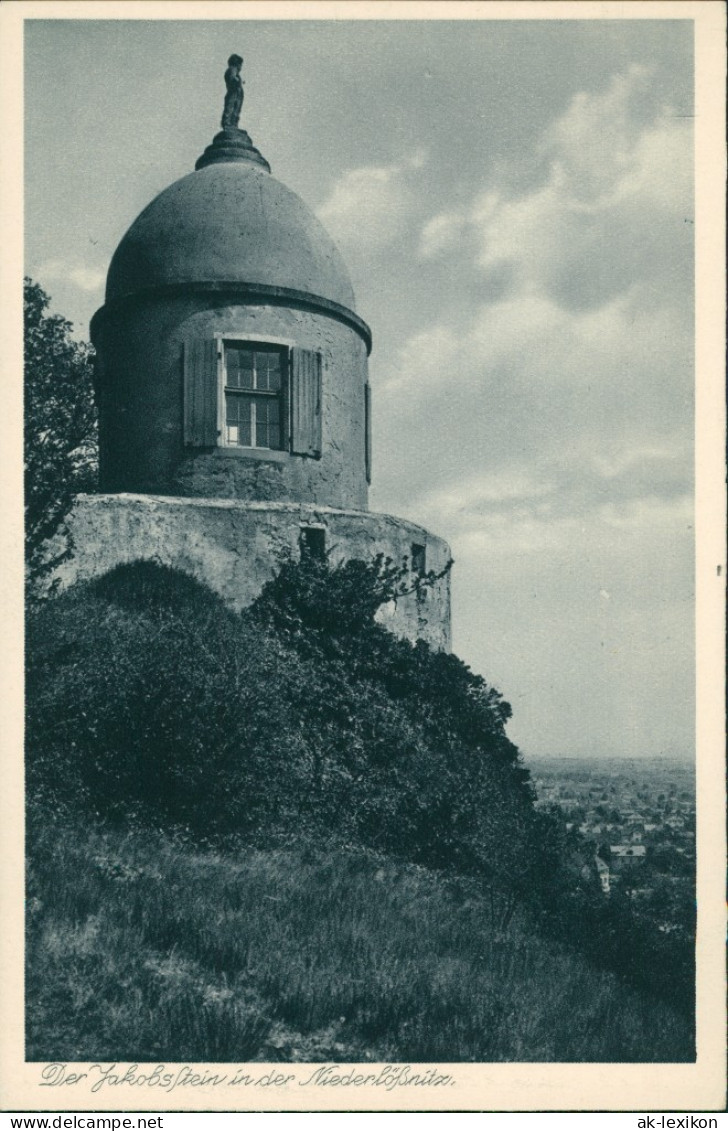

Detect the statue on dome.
xmin=221 ymin=54 xmax=244 ymax=129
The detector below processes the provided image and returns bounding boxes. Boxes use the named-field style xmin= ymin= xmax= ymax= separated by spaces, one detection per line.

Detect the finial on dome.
xmin=221 ymin=53 xmax=244 ymax=130
xmin=195 ymin=55 xmax=271 ymax=173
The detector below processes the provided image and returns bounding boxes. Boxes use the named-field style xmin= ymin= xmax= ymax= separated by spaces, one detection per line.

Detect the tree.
xmin=24 ymin=278 xmax=98 ymax=593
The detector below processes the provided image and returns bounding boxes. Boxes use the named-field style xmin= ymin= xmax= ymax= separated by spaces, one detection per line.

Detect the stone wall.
xmin=57 ymin=494 xmax=452 ymax=652
xmin=93 ymin=296 xmax=369 ymax=510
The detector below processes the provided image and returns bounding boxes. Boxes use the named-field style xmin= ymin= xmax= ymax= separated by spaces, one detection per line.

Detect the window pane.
xmin=226 ymin=347 xmax=254 ymax=389
xmin=254 ymin=352 xmax=266 ymax=391
xmin=268 ymin=353 xmax=282 ymax=392
xmin=238 ymin=413 xmax=252 ymax=446
xmin=255 ymin=400 xmax=269 ymax=447
xmin=225 ymin=351 xmax=240 ymax=387
xmin=255 ymin=398 xmax=282 ymax=449
xmin=257 ymin=351 xmax=282 ymax=393
xmin=225 ymin=393 xmax=252 ymax=445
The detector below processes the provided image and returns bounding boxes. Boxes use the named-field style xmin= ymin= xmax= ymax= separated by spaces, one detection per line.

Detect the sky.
xmin=24 ymin=15 xmax=696 ymax=761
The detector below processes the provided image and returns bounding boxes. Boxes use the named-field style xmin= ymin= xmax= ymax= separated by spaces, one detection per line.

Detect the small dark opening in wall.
xmin=300 ymin=527 xmax=326 ymax=561
xmin=411 ymin=543 xmax=426 ymax=576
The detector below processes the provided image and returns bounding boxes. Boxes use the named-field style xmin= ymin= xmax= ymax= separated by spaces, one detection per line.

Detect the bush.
xmin=27 ymin=557 xmax=542 ymax=894
xmin=27 ymin=562 xmax=314 ymax=835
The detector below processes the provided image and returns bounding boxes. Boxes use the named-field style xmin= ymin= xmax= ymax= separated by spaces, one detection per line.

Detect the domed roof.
xmin=106 ymin=156 xmax=357 ymax=313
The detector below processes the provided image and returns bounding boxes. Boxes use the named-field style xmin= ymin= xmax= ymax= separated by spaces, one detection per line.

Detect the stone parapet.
xmin=56 ymin=494 xmax=452 ymax=652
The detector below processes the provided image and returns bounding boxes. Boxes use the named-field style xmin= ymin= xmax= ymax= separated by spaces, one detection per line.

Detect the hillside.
xmin=25 ymin=557 xmax=695 ymax=1062
xmin=27 ymin=821 xmax=693 ymax=1063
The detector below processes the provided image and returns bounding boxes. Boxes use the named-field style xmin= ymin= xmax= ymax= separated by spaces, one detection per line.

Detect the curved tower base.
xmin=55 ymin=494 xmax=452 ymax=652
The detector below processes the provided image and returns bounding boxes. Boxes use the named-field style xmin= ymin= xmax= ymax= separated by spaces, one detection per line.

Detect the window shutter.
xmin=183 ymin=339 xmax=219 ymax=447
xmin=365 ymin=381 xmax=372 ymax=484
xmin=290 ymin=348 xmax=322 ymax=457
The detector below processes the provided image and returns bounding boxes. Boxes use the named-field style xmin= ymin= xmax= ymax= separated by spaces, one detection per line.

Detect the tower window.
xmin=411 ymin=543 xmax=426 ymax=576
xmin=223 ymin=343 xmax=285 ymax=450
xmin=300 ymin=526 xmax=326 ymax=561
xmin=183 ymin=338 xmax=322 ymax=457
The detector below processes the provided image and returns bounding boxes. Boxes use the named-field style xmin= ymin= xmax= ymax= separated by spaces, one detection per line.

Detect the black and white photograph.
xmin=1 ymin=0 xmax=725 ymax=1115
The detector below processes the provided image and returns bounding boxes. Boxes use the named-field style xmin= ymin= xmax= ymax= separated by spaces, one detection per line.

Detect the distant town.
xmin=527 ymin=755 xmax=695 ymax=937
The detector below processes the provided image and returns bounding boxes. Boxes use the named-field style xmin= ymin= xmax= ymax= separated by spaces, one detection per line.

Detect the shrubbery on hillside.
xmin=26 ymin=557 xmax=554 ymax=902
xmin=25 ymin=555 xmax=694 ymax=1030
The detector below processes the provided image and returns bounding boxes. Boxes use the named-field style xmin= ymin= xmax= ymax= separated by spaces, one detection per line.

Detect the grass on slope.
xmin=26 ymin=819 xmax=694 ymax=1064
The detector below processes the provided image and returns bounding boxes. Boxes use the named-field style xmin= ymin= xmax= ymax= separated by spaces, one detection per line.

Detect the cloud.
xmin=377 ymin=285 xmax=692 ymax=532
xmin=419 ymin=212 xmax=467 ymax=259
xmin=69 ymin=267 xmax=106 ymax=292
xmin=406 ymin=149 xmax=429 ymax=170
xmin=36 ymin=259 xmax=105 ymax=293
xmin=416 ymin=66 xmax=693 ymax=316
xmin=381 ymin=68 xmax=693 ymax=529
xmin=538 ymin=64 xmax=655 ymax=204
xmin=317 ymin=154 xmax=426 ymax=255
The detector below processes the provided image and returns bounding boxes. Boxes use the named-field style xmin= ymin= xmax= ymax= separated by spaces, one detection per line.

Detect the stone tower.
xmin=59 ymin=64 xmax=451 ymax=650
